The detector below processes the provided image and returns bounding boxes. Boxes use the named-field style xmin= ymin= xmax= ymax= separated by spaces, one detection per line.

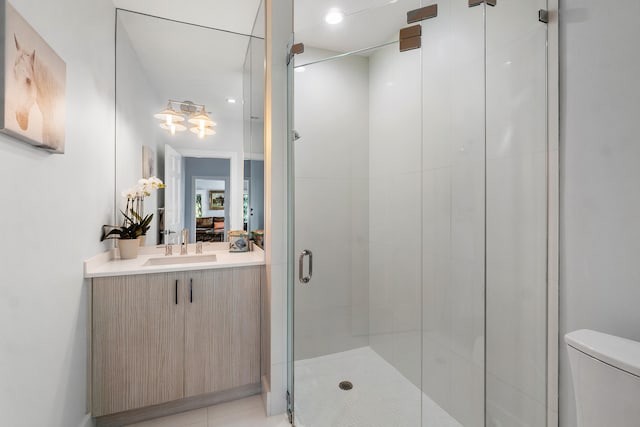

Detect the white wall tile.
xmin=423 ymin=168 xmax=452 ymax=258
xmin=422 ymin=332 xmax=452 ymax=413
xmin=293 ymin=47 xmax=371 ymax=360
xmin=486 ymin=372 xmax=547 ymax=427
xmin=367 ymin=40 xmax=422 ymax=384
xmin=369 ymin=46 xmax=422 ymax=177
xmin=450 ymin=353 xmax=483 ymax=427
xmin=419 ymin=1 xmax=486 ymax=424
xmin=486 ymin=152 xmax=548 ymax=409
xmin=393 ymin=330 xmax=422 ymax=388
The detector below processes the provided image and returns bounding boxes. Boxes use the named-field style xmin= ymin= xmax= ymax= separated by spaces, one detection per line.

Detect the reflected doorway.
xmin=194 ymin=177 xmax=229 ymax=242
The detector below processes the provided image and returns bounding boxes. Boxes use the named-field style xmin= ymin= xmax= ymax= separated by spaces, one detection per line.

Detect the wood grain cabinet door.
xmin=92 ymin=273 xmax=185 ymax=416
xmin=184 ymin=267 xmax=261 ymax=397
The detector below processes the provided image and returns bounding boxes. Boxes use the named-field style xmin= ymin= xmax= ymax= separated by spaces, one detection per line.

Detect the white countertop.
xmin=84 ymin=242 xmax=265 ymax=278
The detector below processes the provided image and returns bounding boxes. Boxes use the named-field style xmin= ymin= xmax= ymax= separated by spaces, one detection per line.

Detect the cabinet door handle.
xmin=190 ymin=278 xmax=193 ymax=303
xmin=175 ymin=279 xmax=179 ymax=305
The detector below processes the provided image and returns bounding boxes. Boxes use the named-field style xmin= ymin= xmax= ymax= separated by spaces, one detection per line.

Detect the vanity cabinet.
xmin=184 ymin=267 xmax=261 ymax=397
xmin=91 ymin=266 xmax=261 ymax=417
xmin=92 ymin=272 xmax=185 ymax=416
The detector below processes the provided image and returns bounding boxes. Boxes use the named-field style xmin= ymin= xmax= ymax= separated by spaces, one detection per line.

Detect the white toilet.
xmin=566 ymin=329 xmax=640 ymax=427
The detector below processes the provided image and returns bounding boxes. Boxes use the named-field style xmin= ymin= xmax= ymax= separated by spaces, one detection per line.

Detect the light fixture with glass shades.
xmin=154 ymin=100 xmax=217 ymax=138
xmin=153 ymin=102 xmax=185 ymax=135
xmin=188 ymin=110 xmax=217 ymax=139
xmin=159 ymin=121 xmax=187 ymax=135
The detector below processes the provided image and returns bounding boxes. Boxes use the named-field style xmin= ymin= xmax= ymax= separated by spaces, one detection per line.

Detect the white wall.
xmin=0 ymin=0 xmax=115 ymax=426
xmin=294 ymin=47 xmax=370 ymax=359
xmin=560 ymin=1 xmax=640 ymax=426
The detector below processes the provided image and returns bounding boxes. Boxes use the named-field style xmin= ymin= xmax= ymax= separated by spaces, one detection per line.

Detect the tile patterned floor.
xmin=125 ymin=395 xmax=289 ymax=427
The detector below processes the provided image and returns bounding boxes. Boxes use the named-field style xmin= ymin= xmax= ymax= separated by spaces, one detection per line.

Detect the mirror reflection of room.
xmin=194 ymin=175 xmax=227 ymax=242
xmin=115 ymin=8 xmax=264 ymax=246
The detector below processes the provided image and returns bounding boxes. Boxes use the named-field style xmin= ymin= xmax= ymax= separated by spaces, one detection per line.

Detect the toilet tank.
xmin=566 ymin=330 xmax=640 ymax=427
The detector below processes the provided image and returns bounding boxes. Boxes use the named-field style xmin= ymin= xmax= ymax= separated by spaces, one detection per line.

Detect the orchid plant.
xmin=101 ymin=211 xmax=146 ymax=241
xmin=122 ymin=176 xmax=166 ymax=200
xmin=101 ymin=176 xmax=166 ymax=241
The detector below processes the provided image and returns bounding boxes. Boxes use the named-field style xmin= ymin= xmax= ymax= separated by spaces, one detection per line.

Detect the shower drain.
xmin=338 ymin=380 xmax=353 ymax=391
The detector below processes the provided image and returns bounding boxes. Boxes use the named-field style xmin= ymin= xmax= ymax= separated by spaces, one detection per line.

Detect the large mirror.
xmin=115 ymin=5 xmax=264 ymax=246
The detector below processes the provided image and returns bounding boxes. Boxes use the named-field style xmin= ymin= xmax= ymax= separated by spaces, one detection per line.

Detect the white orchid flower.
xmin=148 ymin=176 xmax=166 ymax=189
xmin=122 ymin=187 xmax=138 ymax=199
xmin=122 ymin=177 xmax=166 ymax=201
xmin=135 ymin=179 xmax=150 ymax=197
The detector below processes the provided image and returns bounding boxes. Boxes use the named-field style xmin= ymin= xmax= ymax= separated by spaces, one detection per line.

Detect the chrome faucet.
xmin=180 ymin=228 xmax=189 ymax=255
xmin=163 ymin=230 xmax=174 ymax=256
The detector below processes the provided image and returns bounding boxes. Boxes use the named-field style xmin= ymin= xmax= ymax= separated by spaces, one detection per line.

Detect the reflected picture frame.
xmin=142 ymin=145 xmax=154 ymax=178
xmin=209 ymin=190 xmax=224 ymax=210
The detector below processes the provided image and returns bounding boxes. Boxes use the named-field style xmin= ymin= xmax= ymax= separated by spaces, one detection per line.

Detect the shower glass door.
xmin=289 ymin=39 xmax=424 ymax=427
xmin=419 ymin=1 xmax=486 ymax=426
xmin=288 ymin=1 xmax=550 ymax=426
xmin=288 ymin=1 xmax=424 ymax=425
xmin=485 ymin=1 xmax=550 ymax=426
xmin=288 ymin=0 xmax=486 ymax=426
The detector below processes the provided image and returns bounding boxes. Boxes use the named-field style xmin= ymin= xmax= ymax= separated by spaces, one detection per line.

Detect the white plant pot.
xmin=118 ymin=238 xmax=140 ymax=260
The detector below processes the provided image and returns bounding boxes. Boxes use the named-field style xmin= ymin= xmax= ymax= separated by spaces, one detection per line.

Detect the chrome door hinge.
xmin=469 ymin=0 xmax=496 ymax=6
xmin=286 ymin=390 xmax=293 ymax=425
xmin=539 ymin=9 xmax=549 ymax=24
xmin=287 ymin=43 xmax=305 ymax=66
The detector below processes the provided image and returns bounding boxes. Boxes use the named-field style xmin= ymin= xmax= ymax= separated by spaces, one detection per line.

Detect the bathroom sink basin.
xmin=144 ymin=254 xmax=217 ymax=266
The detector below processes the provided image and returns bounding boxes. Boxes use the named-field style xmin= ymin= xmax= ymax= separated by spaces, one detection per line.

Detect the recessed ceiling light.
xmin=325 ymin=8 xmax=344 ymax=25
xmin=295 ymin=66 xmax=306 ymax=73
xmin=226 ymin=98 xmax=237 ymax=104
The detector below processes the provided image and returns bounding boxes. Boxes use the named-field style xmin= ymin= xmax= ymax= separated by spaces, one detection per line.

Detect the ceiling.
xmin=294 ymin=0 xmax=417 ymax=58
xmin=113 ymin=0 xmax=263 ymax=36
xmin=113 ymin=0 xmax=409 ymax=51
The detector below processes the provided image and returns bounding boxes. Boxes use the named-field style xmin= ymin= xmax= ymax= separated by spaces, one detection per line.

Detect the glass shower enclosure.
xmin=287 ymin=1 xmax=550 ymax=426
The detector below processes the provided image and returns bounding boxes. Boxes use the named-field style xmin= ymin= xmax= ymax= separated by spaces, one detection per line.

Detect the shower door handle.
xmin=299 ymin=250 xmax=313 ymax=284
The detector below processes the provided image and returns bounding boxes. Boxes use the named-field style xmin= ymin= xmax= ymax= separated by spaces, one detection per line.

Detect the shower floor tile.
xmin=294 ymin=347 xmax=462 ymax=427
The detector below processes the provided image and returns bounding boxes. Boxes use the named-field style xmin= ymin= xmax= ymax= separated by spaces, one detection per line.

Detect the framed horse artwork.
xmin=0 ymin=1 xmax=66 ymax=153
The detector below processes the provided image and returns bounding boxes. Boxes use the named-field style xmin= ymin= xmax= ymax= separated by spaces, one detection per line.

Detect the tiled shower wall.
xmin=293 ymin=47 xmax=371 ymax=360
